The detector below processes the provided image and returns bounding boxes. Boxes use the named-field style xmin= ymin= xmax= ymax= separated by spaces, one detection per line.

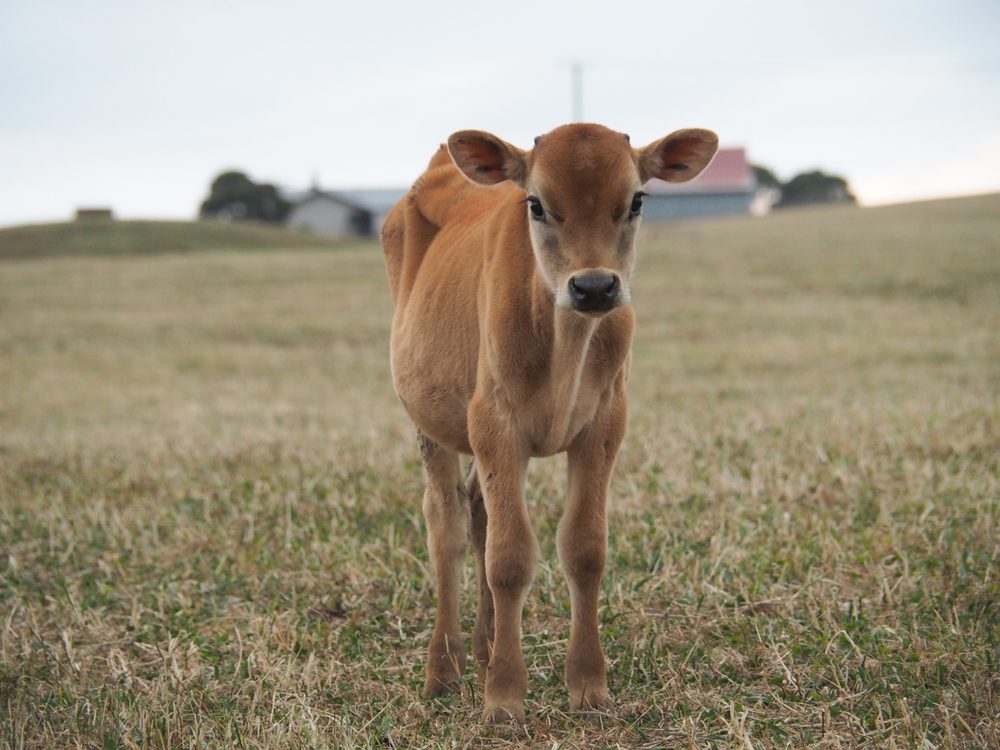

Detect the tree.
xmin=752 ymin=164 xmax=781 ymax=190
xmin=199 ymin=171 xmax=291 ymax=224
xmin=778 ymin=170 xmax=856 ymax=207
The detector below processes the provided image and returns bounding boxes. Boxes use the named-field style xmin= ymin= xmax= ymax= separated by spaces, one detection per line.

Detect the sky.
xmin=1 ymin=0 xmax=998 ymax=225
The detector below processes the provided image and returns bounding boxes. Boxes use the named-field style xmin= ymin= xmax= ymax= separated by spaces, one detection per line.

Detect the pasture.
xmin=1 ymin=196 xmax=998 ymax=748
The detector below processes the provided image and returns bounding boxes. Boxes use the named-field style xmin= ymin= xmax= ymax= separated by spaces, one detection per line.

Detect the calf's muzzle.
xmin=568 ymin=271 xmax=621 ymax=314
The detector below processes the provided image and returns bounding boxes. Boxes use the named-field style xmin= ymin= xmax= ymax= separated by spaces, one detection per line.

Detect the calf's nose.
xmin=568 ymin=271 xmax=621 ymax=313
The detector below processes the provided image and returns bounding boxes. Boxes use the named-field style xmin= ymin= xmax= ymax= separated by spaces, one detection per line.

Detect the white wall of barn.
xmin=287 ymin=197 xmax=356 ymax=238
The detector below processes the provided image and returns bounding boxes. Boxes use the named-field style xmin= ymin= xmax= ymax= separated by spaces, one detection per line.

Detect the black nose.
xmin=568 ymin=272 xmax=621 ymax=313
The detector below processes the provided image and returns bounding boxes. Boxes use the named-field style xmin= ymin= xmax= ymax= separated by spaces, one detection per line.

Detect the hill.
xmin=0 ymin=219 xmax=348 ymax=260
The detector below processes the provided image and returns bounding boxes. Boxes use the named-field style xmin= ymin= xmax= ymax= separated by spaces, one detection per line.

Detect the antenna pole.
xmin=571 ymin=62 xmax=583 ymax=122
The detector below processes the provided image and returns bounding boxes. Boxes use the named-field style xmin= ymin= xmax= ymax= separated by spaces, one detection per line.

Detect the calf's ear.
xmin=639 ymin=128 xmax=719 ymax=183
xmin=448 ymin=130 xmax=527 ymax=187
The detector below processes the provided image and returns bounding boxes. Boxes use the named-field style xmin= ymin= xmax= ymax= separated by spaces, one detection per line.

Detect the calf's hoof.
xmin=422 ymin=673 xmax=461 ymax=698
xmin=569 ymin=685 xmax=613 ymax=719
xmin=482 ymin=700 xmax=526 ymax=725
xmin=422 ymin=639 xmax=466 ymax=698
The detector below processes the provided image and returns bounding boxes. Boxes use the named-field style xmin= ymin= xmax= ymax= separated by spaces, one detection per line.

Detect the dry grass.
xmin=1 ymin=195 xmax=998 ymax=748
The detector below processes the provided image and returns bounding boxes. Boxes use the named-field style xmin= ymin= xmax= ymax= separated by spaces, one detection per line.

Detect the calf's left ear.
xmin=639 ymin=128 xmax=719 ymax=183
xmin=448 ymin=130 xmax=528 ymax=187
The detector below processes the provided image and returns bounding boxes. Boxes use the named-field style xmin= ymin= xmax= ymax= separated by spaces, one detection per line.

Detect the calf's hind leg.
xmin=466 ymin=464 xmax=495 ymax=679
xmin=418 ymin=431 xmax=469 ymax=697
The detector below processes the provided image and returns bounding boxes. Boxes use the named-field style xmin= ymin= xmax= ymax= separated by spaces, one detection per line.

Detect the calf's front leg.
xmin=471 ymin=410 xmax=536 ymax=723
xmin=557 ymin=388 xmax=626 ymax=714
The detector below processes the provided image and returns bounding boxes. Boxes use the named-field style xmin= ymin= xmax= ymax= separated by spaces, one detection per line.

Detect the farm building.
xmin=286 ymin=146 xmax=772 ymax=238
xmin=643 ymin=147 xmax=778 ymax=220
xmin=75 ymin=207 xmax=114 ymax=221
xmin=286 ymin=188 xmax=406 ymax=239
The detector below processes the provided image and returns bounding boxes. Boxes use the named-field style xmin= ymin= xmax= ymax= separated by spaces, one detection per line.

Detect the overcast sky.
xmin=1 ymin=0 xmax=998 ymax=225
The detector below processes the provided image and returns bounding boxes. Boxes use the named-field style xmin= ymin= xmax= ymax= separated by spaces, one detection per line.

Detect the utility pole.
xmin=571 ymin=62 xmax=583 ymax=122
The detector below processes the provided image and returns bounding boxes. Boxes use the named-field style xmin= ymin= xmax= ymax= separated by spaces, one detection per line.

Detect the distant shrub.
xmin=199 ymin=171 xmax=291 ymax=224
xmin=778 ymin=170 xmax=856 ymax=207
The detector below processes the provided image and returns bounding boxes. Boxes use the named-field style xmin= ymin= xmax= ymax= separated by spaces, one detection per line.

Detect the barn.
xmin=286 ymin=188 xmax=406 ymax=239
xmin=286 ymin=147 xmax=772 ymax=238
xmin=643 ymin=147 xmax=777 ymax=220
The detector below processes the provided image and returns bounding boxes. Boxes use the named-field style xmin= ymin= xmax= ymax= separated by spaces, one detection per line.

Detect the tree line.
xmin=198 ymin=164 xmax=856 ymax=225
xmin=752 ymin=165 xmax=855 ymax=207
xmin=199 ymin=172 xmax=291 ymax=224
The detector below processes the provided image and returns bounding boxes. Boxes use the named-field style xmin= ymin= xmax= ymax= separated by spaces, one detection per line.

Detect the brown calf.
xmin=381 ymin=123 xmax=717 ymax=723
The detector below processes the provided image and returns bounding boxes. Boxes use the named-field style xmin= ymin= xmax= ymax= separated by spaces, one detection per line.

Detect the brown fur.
xmin=382 ymin=123 xmax=717 ymax=723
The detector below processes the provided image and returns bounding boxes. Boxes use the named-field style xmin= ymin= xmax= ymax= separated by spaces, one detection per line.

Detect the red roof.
xmin=645 ymin=147 xmax=753 ymax=194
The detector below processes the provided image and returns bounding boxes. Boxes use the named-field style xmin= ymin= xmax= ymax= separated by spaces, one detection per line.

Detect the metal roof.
xmin=330 ymin=188 xmax=407 ymax=214
xmin=284 ymin=187 xmax=407 ymax=214
xmin=645 ymin=147 xmax=755 ymax=194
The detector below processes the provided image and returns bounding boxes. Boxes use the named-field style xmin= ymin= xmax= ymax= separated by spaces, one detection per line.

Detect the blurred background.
xmin=1 ymin=0 xmax=998 ymax=227
xmin=1 ymin=2 xmax=998 ymax=747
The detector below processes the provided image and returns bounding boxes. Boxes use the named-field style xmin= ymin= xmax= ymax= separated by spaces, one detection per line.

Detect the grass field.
xmin=0 ymin=219 xmax=341 ymax=260
xmin=1 ymin=196 xmax=998 ymax=748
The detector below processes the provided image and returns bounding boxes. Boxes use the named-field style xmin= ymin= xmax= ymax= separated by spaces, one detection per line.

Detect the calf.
xmin=381 ymin=123 xmax=717 ymax=723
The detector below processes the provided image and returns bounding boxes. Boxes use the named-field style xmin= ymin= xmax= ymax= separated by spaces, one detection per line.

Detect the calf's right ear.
xmin=448 ymin=130 xmax=527 ymax=187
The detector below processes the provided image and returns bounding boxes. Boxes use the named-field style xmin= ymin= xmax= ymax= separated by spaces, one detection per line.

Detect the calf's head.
xmin=448 ymin=123 xmax=718 ymax=316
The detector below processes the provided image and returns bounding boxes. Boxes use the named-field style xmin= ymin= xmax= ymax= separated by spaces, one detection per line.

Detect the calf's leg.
xmin=418 ymin=431 xmax=469 ymax=697
xmin=466 ymin=465 xmax=495 ymax=680
xmin=470 ymin=415 xmax=536 ymax=723
xmin=557 ymin=390 xmax=626 ymax=714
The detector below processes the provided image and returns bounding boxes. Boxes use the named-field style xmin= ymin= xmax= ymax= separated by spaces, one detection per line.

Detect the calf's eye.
xmin=527 ymin=196 xmax=545 ymax=221
xmin=629 ymin=192 xmax=646 ymax=218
